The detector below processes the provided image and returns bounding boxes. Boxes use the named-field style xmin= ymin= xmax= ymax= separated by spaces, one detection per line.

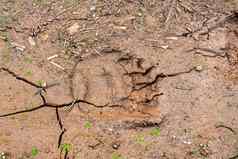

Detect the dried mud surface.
xmin=0 ymin=0 xmax=238 ymax=159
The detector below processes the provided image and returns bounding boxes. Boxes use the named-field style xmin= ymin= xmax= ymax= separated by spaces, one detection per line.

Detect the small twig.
xmin=94 ymin=49 xmax=103 ymax=56
xmin=47 ymin=54 xmax=59 ymax=60
xmin=215 ymin=124 xmax=236 ymax=134
xmin=88 ymin=139 xmax=104 ymax=149
xmin=187 ymin=47 xmax=226 ymax=58
xmin=100 ymin=48 xmax=122 ymax=54
xmin=50 ymin=61 xmax=65 ymax=70
xmin=178 ymin=1 xmax=193 ymax=13
xmin=64 ymin=98 xmax=77 ymax=112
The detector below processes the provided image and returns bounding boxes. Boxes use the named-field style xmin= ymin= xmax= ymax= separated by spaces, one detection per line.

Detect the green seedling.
xmin=36 ymin=80 xmax=45 ymax=87
xmin=135 ymin=134 xmax=145 ymax=145
xmin=84 ymin=121 xmax=92 ymax=129
xmin=25 ymin=70 xmax=33 ymax=76
xmin=150 ymin=128 xmax=161 ymax=137
xmin=31 ymin=147 xmax=39 ymax=157
xmin=24 ymin=57 xmax=33 ymax=64
xmin=111 ymin=153 xmax=124 ymax=159
xmin=60 ymin=143 xmax=72 ymax=153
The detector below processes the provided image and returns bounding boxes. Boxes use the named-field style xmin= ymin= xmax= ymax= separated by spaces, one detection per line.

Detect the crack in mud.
xmin=0 ymin=67 xmax=123 ymax=156
xmin=132 ymin=67 xmax=195 ymax=91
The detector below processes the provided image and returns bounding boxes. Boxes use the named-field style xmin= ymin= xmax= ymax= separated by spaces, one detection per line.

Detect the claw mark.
xmin=133 ymin=67 xmax=195 ymax=90
xmin=125 ymin=66 xmax=156 ymax=76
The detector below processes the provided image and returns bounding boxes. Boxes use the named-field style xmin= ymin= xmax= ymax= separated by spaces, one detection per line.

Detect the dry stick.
xmin=186 ymin=47 xmax=232 ymax=64
xmin=186 ymin=47 xmax=226 ymax=57
xmin=215 ymin=124 xmax=236 ymax=134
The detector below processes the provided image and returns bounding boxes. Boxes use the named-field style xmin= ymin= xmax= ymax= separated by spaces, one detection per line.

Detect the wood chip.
xmin=67 ymin=23 xmax=80 ymax=35
xmin=10 ymin=42 xmax=26 ymax=52
xmin=50 ymin=61 xmax=65 ymax=70
xmin=47 ymin=54 xmax=59 ymax=60
xmin=28 ymin=37 xmax=36 ymax=46
xmin=165 ymin=36 xmax=178 ymax=40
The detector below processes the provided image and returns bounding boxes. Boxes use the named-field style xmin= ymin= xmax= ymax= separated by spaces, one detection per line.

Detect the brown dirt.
xmin=0 ymin=0 xmax=238 ymax=159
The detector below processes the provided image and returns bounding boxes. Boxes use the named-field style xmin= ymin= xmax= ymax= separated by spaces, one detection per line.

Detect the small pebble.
xmin=195 ymin=65 xmax=203 ymax=72
xmin=28 ymin=36 xmax=36 ymax=46
xmin=67 ymin=23 xmax=80 ymax=35
xmin=160 ymin=45 xmax=169 ymax=49
xmin=112 ymin=142 xmax=120 ymax=150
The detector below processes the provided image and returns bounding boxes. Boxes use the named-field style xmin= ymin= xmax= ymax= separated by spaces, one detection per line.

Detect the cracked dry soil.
xmin=1 ymin=0 xmax=238 ymax=159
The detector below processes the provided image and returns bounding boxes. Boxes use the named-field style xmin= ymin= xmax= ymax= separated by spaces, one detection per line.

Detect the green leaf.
xmin=135 ymin=134 xmax=145 ymax=145
xmin=84 ymin=121 xmax=92 ymax=129
xmin=111 ymin=153 xmax=124 ymax=159
xmin=150 ymin=128 xmax=161 ymax=137
xmin=36 ymin=80 xmax=45 ymax=87
xmin=31 ymin=147 xmax=39 ymax=157
xmin=61 ymin=143 xmax=72 ymax=153
xmin=25 ymin=70 xmax=33 ymax=76
xmin=24 ymin=57 xmax=33 ymax=64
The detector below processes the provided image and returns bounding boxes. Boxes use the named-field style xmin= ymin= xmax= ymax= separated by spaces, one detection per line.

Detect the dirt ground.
xmin=0 ymin=0 xmax=238 ymax=159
